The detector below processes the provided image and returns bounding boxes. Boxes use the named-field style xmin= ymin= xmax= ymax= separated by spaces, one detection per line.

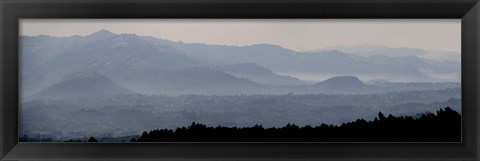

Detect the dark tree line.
xmin=20 ymin=107 xmax=460 ymax=142
xmin=136 ymin=107 xmax=461 ymax=142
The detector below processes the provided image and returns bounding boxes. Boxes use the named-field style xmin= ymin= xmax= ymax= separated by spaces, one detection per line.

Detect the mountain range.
xmin=320 ymin=44 xmax=460 ymax=62
xmin=19 ymin=30 xmax=462 ymax=139
xmin=21 ymin=30 xmax=461 ymax=99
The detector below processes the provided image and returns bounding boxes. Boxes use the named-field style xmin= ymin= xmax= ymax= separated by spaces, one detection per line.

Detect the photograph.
xmin=18 ymin=19 xmax=461 ymax=142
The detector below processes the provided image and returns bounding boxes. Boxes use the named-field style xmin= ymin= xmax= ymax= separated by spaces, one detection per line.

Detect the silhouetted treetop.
xmin=136 ymin=107 xmax=460 ymax=142
xmin=88 ymin=137 xmax=99 ymax=142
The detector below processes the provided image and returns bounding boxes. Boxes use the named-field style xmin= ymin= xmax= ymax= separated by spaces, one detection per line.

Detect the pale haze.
xmin=20 ymin=19 xmax=462 ymax=141
xmin=20 ymin=19 xmax=461 ymax=52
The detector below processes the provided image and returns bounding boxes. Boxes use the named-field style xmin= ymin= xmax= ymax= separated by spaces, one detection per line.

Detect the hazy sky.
xmin=20 ymin=19 xmax=461 ymax=52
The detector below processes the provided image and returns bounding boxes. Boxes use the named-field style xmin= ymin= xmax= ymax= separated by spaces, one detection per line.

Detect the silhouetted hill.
xmin=84 ymin=29 xmax=116 ymax=43
xmin=20 ymin=107 xmax=460 ymax=142
xmin=133 ymin=107 xmax=460 ymax=142
xmin=316 ymin=76 xmax=364 ymax=87
xmin=314 ymin=76 xmax=383 ymax=94
xmin=121 ymin=66 xmax=263 ymax=95
xmin=30 ymin=72 xmax=133 ymax=100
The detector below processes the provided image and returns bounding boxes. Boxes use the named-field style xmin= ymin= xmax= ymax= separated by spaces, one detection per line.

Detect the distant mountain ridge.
xmin=20 ymin=30 xmax=461 ymax=98
xmin=218 ymin=63 xmax=311 ymax=85
xmin=313 ymin=76 xmax=385 ymax=94
xmin=160 ymin=41 xmax=459 ymax=82
xmin=30 ymin=72 xmax=133 ymax=100
xmin=19 ymin=30 xmax=463 ymax=142
xmin=123 ymin=66 xmax=263 ymax=95
xmin=320 ymin=44 xmax=460 ymax=62
xmin=316 ymin=76 xmax=365 ymax=87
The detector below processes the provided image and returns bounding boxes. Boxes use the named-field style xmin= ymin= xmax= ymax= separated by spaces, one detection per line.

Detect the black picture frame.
xmin=1 ymin=0 xmax=479 ymax=160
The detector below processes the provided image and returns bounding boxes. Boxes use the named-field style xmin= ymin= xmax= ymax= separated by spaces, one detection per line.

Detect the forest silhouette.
xmin=135 ymin=107 xmax=460 ymax=142
xmin=20 ymin=107 xmax=460 ymax=142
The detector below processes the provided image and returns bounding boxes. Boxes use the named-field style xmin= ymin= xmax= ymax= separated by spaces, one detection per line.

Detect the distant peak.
xmin=90 ymin=29 xmax=114 ymax=35
xmin=317 ymin=76 xmax=365 ymax=86
xmin=85 ymin=30 xmax=117 ymax=41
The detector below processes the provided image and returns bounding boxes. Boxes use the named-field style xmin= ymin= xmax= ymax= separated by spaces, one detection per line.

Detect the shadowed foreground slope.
xmin=136 ymin=107 xmax=460 ymax=142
